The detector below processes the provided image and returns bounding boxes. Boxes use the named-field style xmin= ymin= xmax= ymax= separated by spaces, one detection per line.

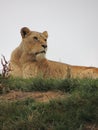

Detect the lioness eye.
xmin=33 ymin=36 xmax=38 ymax=41
xmin=44 ymin=39 xmax=47 ymax=42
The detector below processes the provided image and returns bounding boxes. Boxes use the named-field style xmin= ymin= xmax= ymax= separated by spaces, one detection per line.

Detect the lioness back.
xmin=9 ymin=27 xmax=98 ymax=79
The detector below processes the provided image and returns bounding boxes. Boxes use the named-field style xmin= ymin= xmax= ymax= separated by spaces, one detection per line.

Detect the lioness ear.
xmin=43 ymin=31 xmax=48 ymax=38
xmin=20 ymin=27 xmax=31 ymax=38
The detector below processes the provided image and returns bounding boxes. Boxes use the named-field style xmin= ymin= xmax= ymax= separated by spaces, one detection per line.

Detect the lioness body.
xmin=9 ymin=27 xmax=98 ymax=79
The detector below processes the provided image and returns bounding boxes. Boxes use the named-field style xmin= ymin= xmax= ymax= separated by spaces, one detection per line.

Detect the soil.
xmin=0 ymin=90 xmax=69 ymax=102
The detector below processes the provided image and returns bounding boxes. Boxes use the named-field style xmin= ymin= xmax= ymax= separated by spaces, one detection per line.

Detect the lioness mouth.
xmin=35 ymin=51 xmax=46 ymax=55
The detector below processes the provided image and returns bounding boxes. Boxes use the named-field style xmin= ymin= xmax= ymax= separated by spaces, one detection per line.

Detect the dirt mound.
xmin=0 ymin=91 xmax=69 ymax=102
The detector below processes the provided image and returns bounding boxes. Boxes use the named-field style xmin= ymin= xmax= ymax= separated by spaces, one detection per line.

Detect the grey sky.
xmin=0 ymin=0 xmax=98 ymax=69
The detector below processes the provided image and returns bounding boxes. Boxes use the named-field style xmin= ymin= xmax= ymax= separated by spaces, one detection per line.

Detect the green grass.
xmin=0 ymin=76 xmax=78 ymax=93
xmin=0 ymin=76 xmax=98 ymax=130
xmin=1 ymin=76 xmax=98 ymax=93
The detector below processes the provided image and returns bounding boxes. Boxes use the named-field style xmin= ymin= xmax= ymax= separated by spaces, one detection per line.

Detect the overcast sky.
xmin=0 ymin=0 xmax=98 ymax=69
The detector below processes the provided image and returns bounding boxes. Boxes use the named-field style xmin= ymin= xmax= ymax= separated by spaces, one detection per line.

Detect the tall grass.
xmin=0 ymin=76 xmax=98 ymax=130
xmin=1 ymin=76 xmax=78 ymax=93
xmin=1 ymin=75 xmax=98 ymax=92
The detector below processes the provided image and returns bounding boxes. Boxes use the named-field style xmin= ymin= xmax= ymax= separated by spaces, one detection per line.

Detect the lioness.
xmin=9 ymin=27 xmax=98 ymax=79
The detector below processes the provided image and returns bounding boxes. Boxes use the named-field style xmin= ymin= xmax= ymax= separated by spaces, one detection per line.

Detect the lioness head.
xmin=20 ymin=27 xmax=48 ymax=61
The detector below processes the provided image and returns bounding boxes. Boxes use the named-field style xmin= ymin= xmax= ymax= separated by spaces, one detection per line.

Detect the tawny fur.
xmin=9 ymin=27 xmax=98 ymax=79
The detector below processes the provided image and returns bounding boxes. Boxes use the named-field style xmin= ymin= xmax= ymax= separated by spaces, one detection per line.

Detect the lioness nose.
xmin=42 ymin=45 xmax=47 ymax=49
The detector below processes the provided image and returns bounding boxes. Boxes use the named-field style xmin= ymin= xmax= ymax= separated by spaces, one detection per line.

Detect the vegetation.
xmin=0 ymin=75 xmax=98 ymax=130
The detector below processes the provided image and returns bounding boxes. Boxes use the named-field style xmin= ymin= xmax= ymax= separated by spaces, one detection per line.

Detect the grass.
xmin=1 ymin=75 xmax=97 ymax=93
xmin=0 ymin=76 xmax=77 ymax=93
xmin=0 ymin=75 xmax=98 ymax=130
